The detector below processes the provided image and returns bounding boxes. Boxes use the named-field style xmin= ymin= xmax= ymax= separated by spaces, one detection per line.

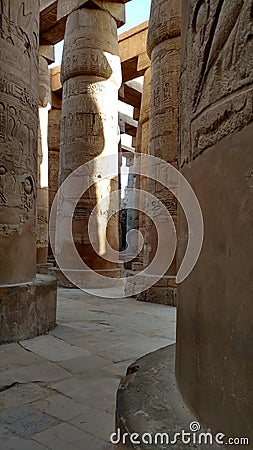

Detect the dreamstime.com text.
xmin=110 ymin=422 xmax=249 ymax=446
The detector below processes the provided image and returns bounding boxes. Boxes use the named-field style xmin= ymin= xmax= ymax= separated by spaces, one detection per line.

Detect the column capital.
xmin=57 ymin=0 xmax=126 ymax=27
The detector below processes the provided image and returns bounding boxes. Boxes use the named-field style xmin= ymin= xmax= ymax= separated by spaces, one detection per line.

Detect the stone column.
xmin=137 ymin=0 xmax=181 ymax=305
xmin=48 ymin=108 xmax=61 ymax=262
xmin=48 ymin=109 xmax=61 ymax=219
xmin=37 ymin=46 xmax=54 ymax=268
xmin=132 ymin=67 xmax=151 ymax=271
xmin=0 ymin=0 xmax=57 ymax=343
xmin=57 ymin=4 xmax=122 ymax=283
xmin=177 ymin=0 xmax=253 ymax=441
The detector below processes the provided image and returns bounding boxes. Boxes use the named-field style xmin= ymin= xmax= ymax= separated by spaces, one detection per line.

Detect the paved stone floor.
xmin=0 ymin=288 xmax=176 ymax=450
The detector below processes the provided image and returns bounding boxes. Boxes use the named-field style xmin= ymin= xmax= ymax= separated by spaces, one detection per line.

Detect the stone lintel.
xmin=119 ymin=80 xmax=142 ymax=108
xmin=50 ymin=66 xmax=62 ymax=94
xmin=119 ymin=21 xmax=149 ymax=82
xmin=40 ymin=2 xmax=66 ymax=45
xmin=39 ymin=45 xmax=55 ymax=64
xmin=119 ymin=112 xmax=138 ymax=137
xmin=137 ymin=52 xmax=150 ymax=73
xmin=57 ymin=0 xmax=126 ymax=27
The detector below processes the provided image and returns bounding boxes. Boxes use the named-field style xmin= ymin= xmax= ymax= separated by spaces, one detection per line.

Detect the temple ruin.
xmin=0 ymin=0 xmax=252 ymax=448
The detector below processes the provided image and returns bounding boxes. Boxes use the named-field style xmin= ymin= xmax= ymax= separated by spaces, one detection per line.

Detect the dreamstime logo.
xmin=110 ymin=422 xmax=250 ymax=446
xmin=49 ymin=153 xmax=204 ymax=298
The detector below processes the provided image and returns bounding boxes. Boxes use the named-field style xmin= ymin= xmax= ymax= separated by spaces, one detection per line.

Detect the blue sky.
xmin=118 ymin=0 xmax=151 ymax=34
xmin=52 ymin=0 xmax=152 ymax=66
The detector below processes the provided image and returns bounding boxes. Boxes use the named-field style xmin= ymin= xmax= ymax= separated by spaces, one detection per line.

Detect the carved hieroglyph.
xmin=59 ymin=6 xmax=121 ymax=271
xmin=180 ymin=0 xmax=253 ymax=164
xmin=0 ymin=0 xmax=39 ymax=284
xmin=145 ymin=0 xmax=181 ymax=275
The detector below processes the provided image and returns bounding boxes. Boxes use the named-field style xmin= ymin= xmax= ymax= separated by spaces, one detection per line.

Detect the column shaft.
xmin=59 ymin=6 xmax=122 ymax=275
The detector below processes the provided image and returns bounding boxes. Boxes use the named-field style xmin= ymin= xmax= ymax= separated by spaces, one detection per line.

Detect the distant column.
xmin=48 ymin=109 xmax=61 ymax=218
xmin=138 ymin=0 xmax=181 ymax=305
xmin=133 ymin=67 xmax=151 ymax=271
xmin=37 ymin=46 xmax=54 ymax=267
xmin=58 ymin=5 xmax=122 ymax=282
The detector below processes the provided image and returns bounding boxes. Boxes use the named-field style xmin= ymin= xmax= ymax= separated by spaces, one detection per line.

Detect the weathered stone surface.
xmin=0 ymin=275 xmax=57 ymax=344
xmin=115 ymin=345 xmax=220 ymax=449
xmin=146 ymin=0 xmax=181 ymax=57
xmin=0 ymin=0 xmax=39 ymax=284
xmin=136 ymin=0 xmax=181 ymax=303
xmin=0 ymin=405 xmax=58 ymax=437
xmin=119 ymin=21 xmax=149 ymax=82
xmin=180 ymin=0 xmax=253 ymax=165
xmin=147 ymin=0 xmax=181 ymax=256
xmin=58 ymin=6 xmax=122 ymax=277
xmin=48 ymin=109 xmax=61 ymax=213
xmin=139 ymin=286 xmax=176 ymax=306
xmin=39 ymin=44 xmax=55 ymax=65
xmin=33 ymin=422 xmax=104 ymax=450
xmin=132 ymin=67 xmax=151 ymax=269
xmin=177 ymin=0 xmax=253 ymax=443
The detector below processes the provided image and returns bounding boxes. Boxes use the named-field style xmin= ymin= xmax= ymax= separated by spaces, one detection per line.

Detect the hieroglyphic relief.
xmin=147 ymin=0 xmax=181 ymax=57
xmin=0 ymin=0 xmax=39 ymax=63
xmin=180 ymin=0 xmax=253 ymax=164
xmin=0 ymin=0 xmax=39 ymax=237
xmin=59 ymin=5 xmax=121 ymax=268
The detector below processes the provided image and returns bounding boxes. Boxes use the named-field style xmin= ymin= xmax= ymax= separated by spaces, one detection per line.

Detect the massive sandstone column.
xmin=137 ymin=0 xmax=181 ymax=304
xmin=37 ymin=46 xmax=54 ymax=267
xmin=0 ymin=0 xmax=56 ymax=343
xmin=177 ymin=0 xmax=253 ymax=441
xmin=58 ymin=4 xmax=122 ymax=281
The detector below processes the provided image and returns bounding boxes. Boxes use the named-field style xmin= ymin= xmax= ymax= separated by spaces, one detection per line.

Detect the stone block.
xmin=0 ymin=405 xmax=58 ymax=438
xmin=0 ymin=275 xmax=57 ymax=344
xmin=57 ymin=0 xmax=126 ymax=26
xmin=39 ymin=45 xmax=55 ymax=65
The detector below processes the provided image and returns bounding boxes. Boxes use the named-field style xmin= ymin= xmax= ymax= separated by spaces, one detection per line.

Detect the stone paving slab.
xmin=70 ymin=406 xmax=115 ymax=442
xmin=51 ymin=376 xmax=120 ymax=414
xmin=33 ymin=422 xmax=106 ymax=450
xmin=0 ymin=427 xmax=48 ymax=450
xmin=19 ymin=335 xmax=91 ymax=362
xmin=57 ymin=354 xmax=113 ymax=375
xmin=32 ymin=394 xmax=90 ymax=421
xmin=2 ymin=361 xmax=71 ymax=384
xmin=0 ymin=383 xmax=51 ymax=410
xmin=0 ymin=343 xmax=43 ymax=371
xmin=0 ymin=288 xmax=176 ymax=449
xmin=0 ymin=405 xmax=58 ymax=437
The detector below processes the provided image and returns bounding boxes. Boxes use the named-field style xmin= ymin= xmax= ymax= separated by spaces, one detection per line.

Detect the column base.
xmin=48 ymin=267 xmax=123 ymax=288
xmin=36 ymin=262 xmax=54 ymax=275
xmin=0 ymin=274 xmax=57 ymax=344
xmin=115 ymin=345 xmax=221 ymax=449
xmin=125 ymin=274 xmax=177 ymax=306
